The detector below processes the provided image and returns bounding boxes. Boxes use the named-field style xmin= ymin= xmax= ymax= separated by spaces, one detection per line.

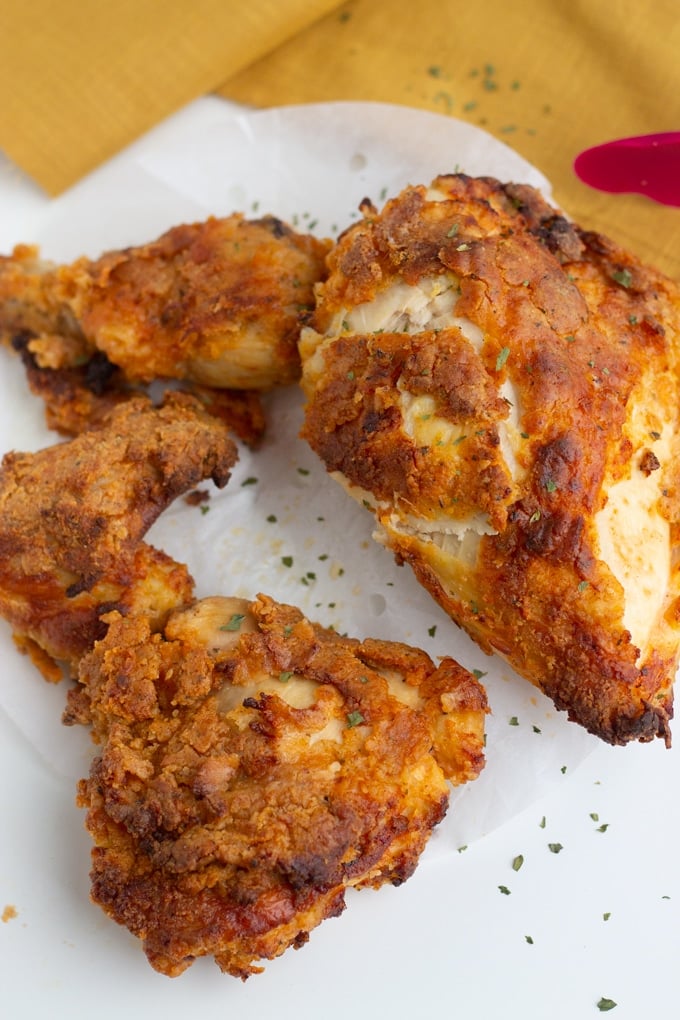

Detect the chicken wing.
xmin=300 ymin=174 xmax=680 ymax=746
xmin=10 ymin=332 xmax=269 ymax=444
xmin=0 ymin=214 xmax=330 ymax=432
xmin=0 ymin=393 xmax=237 ymax=678
xmin=76 ymin=593 xmax=487 ymax=978
xmin=9 ymin=334 xmax=266 ymax=445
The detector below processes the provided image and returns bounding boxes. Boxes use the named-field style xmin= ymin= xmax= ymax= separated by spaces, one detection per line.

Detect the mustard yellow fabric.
xmin=0 ymin=0 xmax=340 ymax=195
xmin=219 ymin=0 xmax=680 ymax=279
xmin=1 ymin=0 xmax=678 ymax=279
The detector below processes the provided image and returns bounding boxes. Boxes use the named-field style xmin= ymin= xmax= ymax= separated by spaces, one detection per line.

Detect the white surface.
xmin=0 ymin=98 xmax=678 ymax=1019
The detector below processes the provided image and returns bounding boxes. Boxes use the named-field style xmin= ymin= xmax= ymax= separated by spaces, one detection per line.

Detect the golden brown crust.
xmin=301 ymin=329 xmax=514 ymax=529
xmin=0 ymin=393 xmax=237 ymax=673
xmin=0 ymin=216 xmax=330 ymax=391
xmin=70 ymin=215 xmax=329 ymax=387
xmin=301 ymin=174 xmax=680 ymax=745
xmin=76 ymin=594 xmax=487 ymax=977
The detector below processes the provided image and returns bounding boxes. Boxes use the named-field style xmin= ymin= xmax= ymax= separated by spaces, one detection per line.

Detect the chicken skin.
xmin=300 ymin=174 xmax=680 ymax=746
xmin=0 ymin=393 xmax=237 ymax=678
xmin=76 ymin=594 xmax=487 ymax=978
xmin=0 ymin=214 xmax=330 ymax=435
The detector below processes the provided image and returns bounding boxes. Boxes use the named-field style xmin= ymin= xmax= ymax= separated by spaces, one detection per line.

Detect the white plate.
xmin=0 ymin=99 xmax=601 ymax=1016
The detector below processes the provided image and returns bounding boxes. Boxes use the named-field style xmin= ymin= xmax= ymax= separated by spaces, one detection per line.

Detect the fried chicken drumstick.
xmin=0 ymin=214 xmax=330 ymax=437
xmin=0 ymin=392 xmax=237 ymax=678
xmin=77 ymin=594 xmax=487 ymax=978
xmin=300 ymin=174 xmax=680 ymax=746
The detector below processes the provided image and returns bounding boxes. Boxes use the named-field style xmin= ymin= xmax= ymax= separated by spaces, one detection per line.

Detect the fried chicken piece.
xmin=0 ymin=214 xmax=330 ymax=423
xmin=76 ymin=593 xmax=487 ymax=978
xmin=0 ymin=393 xmax=237 ymax=677
xmin=9 ymin=332 xmax=266 ymax=445
xmin=300 ymin=174 xmax=680 ymax=746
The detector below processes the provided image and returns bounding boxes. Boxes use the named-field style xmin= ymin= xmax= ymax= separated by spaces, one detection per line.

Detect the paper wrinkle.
xmin=0 ymin=99 xmax=595 ymax=857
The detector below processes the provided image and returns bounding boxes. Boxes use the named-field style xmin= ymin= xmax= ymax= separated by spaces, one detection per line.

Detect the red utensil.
xmin=574 ymin=132 xmax=680 ymax=208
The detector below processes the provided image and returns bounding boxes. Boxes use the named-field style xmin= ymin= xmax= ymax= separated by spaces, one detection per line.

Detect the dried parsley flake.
xmin=612 ymin=268 xmax=633 ymax=288
xmin=221 ymin=613 xmax=245 ymax=632
xmin=496 ymin=346 xmax=511 ymax=370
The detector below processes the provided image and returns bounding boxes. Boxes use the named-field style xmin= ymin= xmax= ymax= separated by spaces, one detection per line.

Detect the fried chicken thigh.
xmin=0 ymin=393 xmax=237 ymax=677
xmin=77 ymin=594 xmax=487 ymax=978
xmin=0 ymin=366 xmax=487 ymax=979
xmin=300 ymin=174 xmax=680 ymax=746
xmin=0 ymin=214 xmax=330 ymax=435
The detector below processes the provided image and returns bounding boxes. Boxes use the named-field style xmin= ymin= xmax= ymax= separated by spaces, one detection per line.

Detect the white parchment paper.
xmin=0 ymin=99 xmax=598 ymax=858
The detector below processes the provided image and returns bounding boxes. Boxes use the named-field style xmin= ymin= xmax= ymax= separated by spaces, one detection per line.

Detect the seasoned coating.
xmin=0 ymin=393 xmax=237 ymax=676
xmin=301 ymin=174 xmax=680 ymax=745
xmin=0 ymin=214 xmax=330 ymax=428
xmin=76 ymin=594 xmax=487 ymax=978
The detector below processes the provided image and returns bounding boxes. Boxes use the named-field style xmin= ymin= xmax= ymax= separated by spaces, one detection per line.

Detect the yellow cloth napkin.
xmin=219 ymin=0 xmax=680 ymax=280
xmin=2 ymin=0 xmax=679 ymax=281
xmin=0 ymin=0 xmax=340 ymax=196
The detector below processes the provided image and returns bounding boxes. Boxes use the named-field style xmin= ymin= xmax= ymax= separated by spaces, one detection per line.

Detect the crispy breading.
xmin=0 ymin=393 xmax=237 ymax=676
xmin=300 ymin=174 xmax=680 ymax=745
xmin=0 ymin=215 xmax=330 ymax=437
xmin=76 ymin=594 xmax=487 ymax=978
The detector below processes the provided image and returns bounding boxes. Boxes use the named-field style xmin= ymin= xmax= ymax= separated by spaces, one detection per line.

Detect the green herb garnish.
xmin=221 ymin=613 xmax=245 ymax=632
xmin=612 ymin=268 xmax=633 ymax=288
xmin=496 ymin=346 xmax=510 ymax=370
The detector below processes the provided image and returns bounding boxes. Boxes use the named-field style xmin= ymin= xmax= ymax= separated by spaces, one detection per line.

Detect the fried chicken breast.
xmin=0 ymin=214 xmax=330 ymax=433
xmin=0 ymin=393 xmax=237 ymax=678
xmin=300 ymin=174 xmax=680 ymax=746
xmin=76 ymin=593 xmax=487 ymax=978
